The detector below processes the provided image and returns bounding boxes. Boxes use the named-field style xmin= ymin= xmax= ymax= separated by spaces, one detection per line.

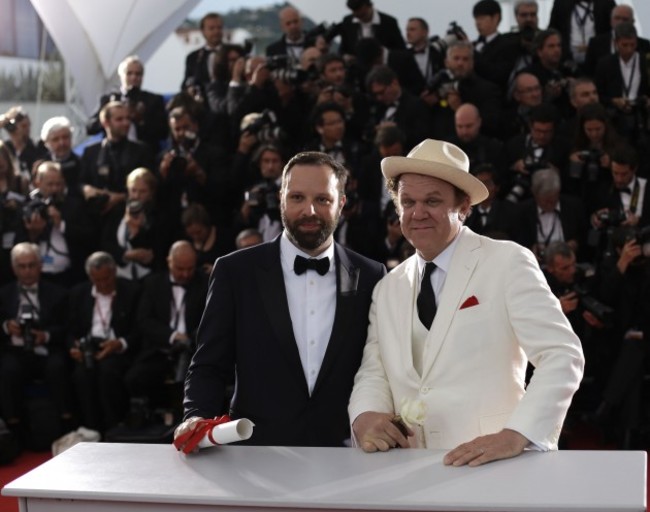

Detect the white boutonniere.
xmin=391 ymin=398 xmax=426 ymax=436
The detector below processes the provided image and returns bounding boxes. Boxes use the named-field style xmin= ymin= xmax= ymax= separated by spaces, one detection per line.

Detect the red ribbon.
xmin=173 ymin=415 xmax=231 ymax=454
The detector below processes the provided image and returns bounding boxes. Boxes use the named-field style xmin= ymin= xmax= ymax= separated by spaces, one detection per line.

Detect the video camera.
xmin=429 ymin=21 xmax=467 ymax=55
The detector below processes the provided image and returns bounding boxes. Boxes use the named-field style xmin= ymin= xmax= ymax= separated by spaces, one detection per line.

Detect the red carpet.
xmin=0 ymin=450 xmax=51 ymax=512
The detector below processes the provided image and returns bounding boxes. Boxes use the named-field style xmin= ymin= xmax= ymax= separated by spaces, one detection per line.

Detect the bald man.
xmin=501 ymin=72 xmax=543 ymax=139
xmin=266 ymin=6 xmax=315 ymax=59
xmin=452 ymin=103 xmax=503 ymax=173
xmin=124 ymin=241 xmax=208 ymax=412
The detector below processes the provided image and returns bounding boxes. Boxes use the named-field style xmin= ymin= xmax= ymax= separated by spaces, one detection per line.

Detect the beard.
xmin=281 ymin=210 xmax=340 ymax=251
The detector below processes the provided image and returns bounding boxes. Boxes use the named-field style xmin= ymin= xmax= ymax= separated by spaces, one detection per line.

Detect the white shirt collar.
xmin=415 ymin=226 xmax=463 ymax=276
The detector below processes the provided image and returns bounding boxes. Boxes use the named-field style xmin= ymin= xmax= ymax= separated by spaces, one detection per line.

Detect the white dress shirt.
xmin=280 ymin=232 xmax=336 ymax=395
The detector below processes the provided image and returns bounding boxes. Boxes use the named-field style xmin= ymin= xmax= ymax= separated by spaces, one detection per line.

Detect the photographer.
xmin=235 ymin=144 xmax=284 ymax=242
xmin=266 ymin=6 xmax=316 ymax=59
xmin=0 ymin=242 xmax=71 ymax=444
xmin=502 ymin=103 xmax=569 ymax=202
xmin=568 ymin=103 xmax=620 ymax=207
xmin=16 ymin=161 xmax=93 ymax=287
xmin=0 ymin=107 xmax=40 ymax=183
xmin=101 ymin=167 xmax=165 ymax=282
xmin=591 ymin=144 xmax=650 ymax=232
xmin=585 ymin=227 xmax=650 ymax=447
xmin=405 ymin=18 xmax=444 ymax=87
xmin=86 ymin=56 xmax=168 ymax=155
xmin=40 ymin=116 xmax=83 ymax=194
xmin=595 ymin=22 xmax=650 ymax=147
xmin=68 ymin=252 xmax=140 ymax=432
xmin=504 ymin=1 xmax=540 ymax=92
xmin=159 ymin=106 xmax=233 ymax=230
xmin=501 ymin=72 xmax=543 ymax=140
xmin=182 ymin=203 xmax=234 ymax=276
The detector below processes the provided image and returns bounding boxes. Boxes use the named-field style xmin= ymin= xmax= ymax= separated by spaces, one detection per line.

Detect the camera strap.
xmin=94 ymin=294 xmax=114 ymax=339
xmin=573 ymin=1 xmax=594 ymax=44
xmin=537 ymin=210 xmax=561 ymax=247
xmin=19 ymin=288 xmax=40 ymax=319
xmin=628 ymin=178 xmax=640 ymax=214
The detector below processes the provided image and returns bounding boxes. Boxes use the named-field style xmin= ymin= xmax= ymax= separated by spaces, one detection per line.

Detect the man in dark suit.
xmin=405 ymin=18 xmax=444 ymax=88
xmin=0 ymin=242 xmax=71 ymax=439
xmin=182 ymin=12 xmax=224 ymax=97
xmin=514 ymin=168 xmax=588 ymax=262
xmin=265 ymin=6 xmax=315 ymax=60
xmin=86 ymin=56 xmax=168 ymax=154
xmin=337 ymin=0 xmax=405 ymax=59
xmin=176 ymin=152 xmax=386 ymax=448
xmin=124 ymin=241 xmax=208 ymax=412
xmin=80 ymin=101 xmax=153 ymax=217
xmin=40 ymin=116 xmax=84 ymax=194
xmin=549 ymin=0 xmax=616 ymax=65
xmin=68 ymin=252 xmax=140 ymax=431
xmin=472 ymin=0 xmax=520 ymax=92
xmin=366 ymin=65 xmax=432 ymax=151
xmin=584 ymin=4 xmax=650 ymax=77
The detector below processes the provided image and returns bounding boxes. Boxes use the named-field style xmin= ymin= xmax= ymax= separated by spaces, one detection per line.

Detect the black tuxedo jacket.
xmin=473 ymin=33 xmax=520 ymax=91
xmin=595 ymin=52 xmax=650 ymax=107
xmin=338 ymin=11 xmax=405 ymax=56
xmin=408 ymin=46 xmax=444 ymax=86
xmin=593 ymin=179 xmax=650 ymax=228
xmin=182 ymin=47 xmax=214 ymax=92
xmin=378 ymin=90 xmax=432 ymax=151
xmin=80 ymin=139 xmax=153 ymax=194
xmin=67 ymin=278 xmax=140 ymax=353
xmin=549 ymin=0 xmax=615 ymax=60
xmin=585 ymin=33 xmax=650 ymax=76
xmin=514 ymin=195 xmax=588 ymax=251
xmin=184 ymin=237 xmax=386 ymax=446
xmin=86 ymin=89 xmax=168 ymax=152
xmin=465 ymin=200 xmax=518 ymax=240
xmin=265 ymin=32 xmax=317 ymax=57
xmin=0 ymin=280 xmax=67 ymax=350
xmin=136 ymin=271 xmax=208 ymax=359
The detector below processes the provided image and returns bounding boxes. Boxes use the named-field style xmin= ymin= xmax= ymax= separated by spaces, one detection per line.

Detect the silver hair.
xmin=40 ymin=116 xmax=73 ymax=142
xmin=10 ymin=242 xmax=40 ymax=267
xmin=531 ymin=168 xmax=561 ymax=197
xmin=85 ymin=251 xmax=116 ymax=276
xmin=118 ymin=55 xmax=143 ymax=78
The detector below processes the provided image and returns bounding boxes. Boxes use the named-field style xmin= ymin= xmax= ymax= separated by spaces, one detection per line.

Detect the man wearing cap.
xmin=349 ymin=139 xmax=584 ymax=466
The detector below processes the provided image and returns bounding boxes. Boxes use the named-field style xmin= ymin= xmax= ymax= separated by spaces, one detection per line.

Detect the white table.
xmin=2 ymin=443 xmax=647 ymax=512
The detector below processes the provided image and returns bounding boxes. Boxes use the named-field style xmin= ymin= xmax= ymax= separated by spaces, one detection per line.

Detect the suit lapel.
xmin=256 ymin=238 xmax=309 ymax=394
xmin=421 ymin=228 xmax=481 ymax=380
xmin=312 ymin=244 xmax=359 ymax=395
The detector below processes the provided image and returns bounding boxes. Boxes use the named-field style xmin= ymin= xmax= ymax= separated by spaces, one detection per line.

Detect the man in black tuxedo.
xmin=471 ymin=0 xmax=520 ymax=92
xmin=366 ymin=65 xmax=432 ymax=151
xmin=68 ymin=252 xmax=140 ymax=431
xmin=124 ymin=241 xmax=208 ymax=412
xmin=176 ymin=152 xmax=386 ymax=448
xmin=405 ymin=18 xmax=444 ymax=88
xmin=182 ymin=12 xmax=224 ymax=97
xmin=0 ymin=242 xmax=71 ymax=438
xmin=584 ymin=4 xmax=650 ymax=77
xmin=265 ymin=6 xmax=315 ymax=59
xmin=549 ymin=0 xmax=615 ymax=65
xmin=337 ymin=0 xmax=405 ymax=59
xmin=86 ymin=56 xmax=168 ymax=154
xmin=81 ymin=101 xmax=153 ymax=217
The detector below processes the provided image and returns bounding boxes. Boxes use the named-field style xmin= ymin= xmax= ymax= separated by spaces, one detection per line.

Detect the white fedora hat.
xmin=381 ymin=139 xmax=489 ymax=205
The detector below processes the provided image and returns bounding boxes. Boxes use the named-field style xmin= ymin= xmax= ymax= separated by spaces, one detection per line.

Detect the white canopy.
xmin=29 ymin=0 xmax=200 ymax=115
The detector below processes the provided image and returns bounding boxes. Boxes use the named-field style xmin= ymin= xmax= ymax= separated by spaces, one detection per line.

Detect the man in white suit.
xmin=349 ymin=139 xmax=584 ymax=466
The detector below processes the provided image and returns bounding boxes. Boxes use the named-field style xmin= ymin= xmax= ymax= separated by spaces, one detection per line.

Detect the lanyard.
xmin=573 ymin=1 xmax=593 ymax=44
xmin=537 ymin=210 xmax=560 ymax=247
xmin=621 ymin=53 xmax=638 ymax=99
xmin=628 ymin=179 xmax=640 ymax=214
xmin=94 ymin=296 xmax=114 ymax=338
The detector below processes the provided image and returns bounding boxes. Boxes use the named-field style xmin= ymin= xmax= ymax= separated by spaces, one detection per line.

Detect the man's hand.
xmin=96 ymin=339 xmax=123 ymax=360
xmin=5 ymin=319 xmax=22 ymax=337
xmin=352 ymin=411 xmax=412 ymax=452
xmin=443 ymin=429 xmax=528 ymax=467
xmin=174 ymin=416 xmax=205 ymax=453
xmin=617 ymin=239 xmax=641 ymax=274
xmin=559 ymin=291 xmax=579 ymax=314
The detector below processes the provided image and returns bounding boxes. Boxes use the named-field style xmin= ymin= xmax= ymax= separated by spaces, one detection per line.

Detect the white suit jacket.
xmin=349 ymin=227 xmax=585 ymax=450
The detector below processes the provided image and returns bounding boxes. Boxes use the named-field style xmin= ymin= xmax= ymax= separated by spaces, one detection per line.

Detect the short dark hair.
xmin=534 ymin=28 xmax=561 ymax=52
xmin=181 ymin=203 xmax=212 ymax=228
xmin=473 ymin=0 xmax=501 ymax=17
xmin=611 ymin=144 xmax=639 ymax=169
xmin=365 ymin=65 xmax=397 ymax=90
xmin=544 ymin=241 xmax=574 ymax=267
xmin=347 ymin=0 xmax=371 ymax=10
xmin=408 ymin=17 xmax=429 ymax=32
xmin=614 ymin=21 xmax=637 ymax=41
xmin=200 ymin=12 xmax=221 ymax=31
xmin=168 ymin=106 xmax=196 ymax=124
xmin=253 ymin=143 xmax=284 ymax=167
xmin=529 ymin=103 xmax=558 ymax=125
xmin=99 ymin=101 xmax=127 ymax=124
xmin=282 ymin=152 xmax=348 ymax=197
xmin=318 ymin=53 xmax=345 ymax=75
xmin=311 ymin=101 xmax=346 ymax=127
xmin=374 ymin=125 xmax=405 ymax=148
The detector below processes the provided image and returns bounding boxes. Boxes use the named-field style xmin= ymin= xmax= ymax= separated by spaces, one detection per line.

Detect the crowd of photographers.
xmin=0 ymin=0 xmax=649 ymax=449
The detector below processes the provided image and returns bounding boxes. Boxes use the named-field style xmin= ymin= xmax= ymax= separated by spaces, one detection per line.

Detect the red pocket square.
xmin=460 ymin=296 xmax=479 ymax=310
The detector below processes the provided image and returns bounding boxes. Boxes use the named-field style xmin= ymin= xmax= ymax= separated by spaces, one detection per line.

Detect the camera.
xmin=169 ymin=130 xmax=198 ymax=175
xmin=78 ymin=336 xmax=102 ymax=369
xmin=266 ymin=55 xmax=319 ymax=85
xmin=22 ymin=195 xmax=52 ymax=223
xmin=18 ymin=303 xmax=37 ymax=352
xmin=243 ymin=109 xmax=283 ymax=143
xmin=612 ymin=225 xmax=650 ymax=259
xmin=567 ymin=264 xmax=615 ymax=327
xmin=426 ymin=69 xmax=457 ymax=99
xmin=505 ymin=157 xmax=547 ymax=203
xmin=244 ymin=180 xmax=280 ymax=218
xmin=596 ymin=207 xmax=626 ymax=228
xmin=429 ymin=21 xmax=467 ymax=55
xmin=570 ymin=149 xmax=603 ymax=182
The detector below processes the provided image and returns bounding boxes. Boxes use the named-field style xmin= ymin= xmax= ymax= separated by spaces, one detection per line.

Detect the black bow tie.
xmin=171 ymin=282 xmax=187 ymax=290
xmin=619 ymin=187 xmax=632 ymax=194
xmin=477 ymin=36 xmax=487 ymax=44
xmin=294 ymin=255 xmax=330 ymax=276
xmin=412 ymin=48 xmax=426 ymax=54
xmin=21 ymin=286 xmax=38 ymax=294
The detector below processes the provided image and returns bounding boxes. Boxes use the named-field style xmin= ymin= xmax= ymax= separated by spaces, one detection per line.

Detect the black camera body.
xmin=570 ymin=149 xmax=603 ymax=182
xmin=244 ymin=180 xmax=280 ymax=218
xmin=571 ymin=283 xmax=614 ymax=328
xmin=244 ymin=109 xmax=282 ymax=143
xmin=18 ymin=303 xmax=37 ymax=352
xmin=79 ymin=336 xmax=103 ymax=369
xmin=426 ymin=69 xmax=457 ymax=98
xmin=266 ymin=55 xmax=319 ymax=86
xmin=22 ymin=194 xmax=58 ymax=223
xmin=429 ymin=21 xmax=467 ymax=55
xmin=596 ymin=207 xmax=627 ymax=228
